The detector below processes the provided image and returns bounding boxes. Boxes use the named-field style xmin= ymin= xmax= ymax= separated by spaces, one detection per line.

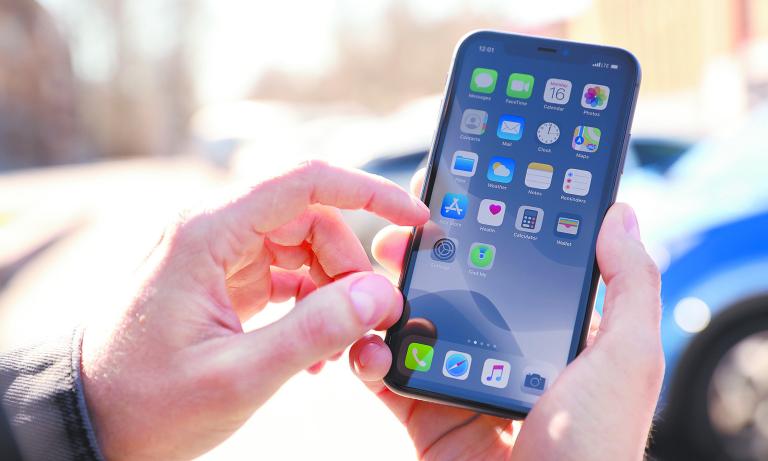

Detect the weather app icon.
xmin=486 ymin=156 xmax=515 ymax=184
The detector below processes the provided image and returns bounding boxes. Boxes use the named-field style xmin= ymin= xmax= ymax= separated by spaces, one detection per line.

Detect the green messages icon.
xmin=405 ymin=342 xmax=434 ymax=372
xmin=470 ymin=68 xmax=498 ymax=94
xmin=507 ymin=73 xmax=535 ymax=99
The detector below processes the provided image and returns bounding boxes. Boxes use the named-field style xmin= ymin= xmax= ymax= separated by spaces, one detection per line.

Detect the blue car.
xmin=626 ymin=109 xmax=768 ymax=461
xmin=361 ymin=107 xmax=768 ymax=461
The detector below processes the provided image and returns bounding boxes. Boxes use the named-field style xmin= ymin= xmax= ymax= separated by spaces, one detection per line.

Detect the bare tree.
xmin=0 ymin=0 xmax=81 ymax=170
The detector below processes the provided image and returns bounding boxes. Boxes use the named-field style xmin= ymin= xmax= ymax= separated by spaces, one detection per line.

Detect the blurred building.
xmin=568 ymin=0 xmax=768 ymax=97
xmin=3 ymin=0 xmax=768 ymax=170
xmin=0 ymin=0 xmax=82 ymax=170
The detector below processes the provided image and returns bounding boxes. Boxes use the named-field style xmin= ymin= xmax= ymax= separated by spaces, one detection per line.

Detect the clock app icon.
xmin=537 ymin=122 xmax=560 ymax=145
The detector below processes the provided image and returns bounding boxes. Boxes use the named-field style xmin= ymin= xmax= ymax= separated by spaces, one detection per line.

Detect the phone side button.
xmin=619 ymin=132 xmax=632 ymax=174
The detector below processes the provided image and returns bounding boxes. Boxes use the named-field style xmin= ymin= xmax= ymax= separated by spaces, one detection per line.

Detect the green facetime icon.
xmin=470 ymin=68 xmax=498 ymax=93
xmin=507 ymin=73 xmax=535 ymax=99
xmin=405 ymin=342 xmax=434 ymax=372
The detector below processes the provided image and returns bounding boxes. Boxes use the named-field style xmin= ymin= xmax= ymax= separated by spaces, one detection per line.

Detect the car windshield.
xmin=666 ymin=106 xmax=768 ymax=216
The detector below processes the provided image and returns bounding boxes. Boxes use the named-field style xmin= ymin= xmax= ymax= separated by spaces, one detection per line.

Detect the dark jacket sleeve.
xmin=0 ymin=329 xmax=104 ymax=461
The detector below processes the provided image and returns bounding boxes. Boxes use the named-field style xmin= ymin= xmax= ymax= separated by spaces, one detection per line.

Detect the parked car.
xmin=634 ymin=108 xmax=768 ymax=461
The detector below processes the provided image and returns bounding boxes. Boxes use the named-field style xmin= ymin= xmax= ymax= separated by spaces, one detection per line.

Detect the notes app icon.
xmin=525 ymin=162 xmax=553 ymax=190
xmin=481 ymin=359 xmax=511 ymax=388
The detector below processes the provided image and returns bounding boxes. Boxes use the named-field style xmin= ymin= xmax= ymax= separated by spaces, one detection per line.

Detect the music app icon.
xmin=481 ymin=358 xmax=511 ymax=389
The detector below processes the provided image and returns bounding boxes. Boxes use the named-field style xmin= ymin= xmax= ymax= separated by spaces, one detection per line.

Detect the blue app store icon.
xmin=440 ymin=193 xmax=468 ymax=220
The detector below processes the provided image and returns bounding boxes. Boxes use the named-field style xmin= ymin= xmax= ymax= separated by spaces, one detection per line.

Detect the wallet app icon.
xmin=497 ymin=115 xmax=524 ymax=141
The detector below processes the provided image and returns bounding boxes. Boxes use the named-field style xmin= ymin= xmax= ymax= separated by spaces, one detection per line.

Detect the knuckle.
xmin=296 ymin=159 xmax=331 ymax=177
xmin=637 ymin=254 xmax=662 ymax=291
xmin=163 ymin=210 xmax=213 ymax=259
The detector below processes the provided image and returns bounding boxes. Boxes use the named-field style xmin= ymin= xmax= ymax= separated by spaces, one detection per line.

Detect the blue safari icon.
xmin=442 ymin=351 xmax=472 ymax=380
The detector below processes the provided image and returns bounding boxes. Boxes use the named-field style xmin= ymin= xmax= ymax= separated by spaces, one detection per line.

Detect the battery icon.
xmin=610 ymin=64 xmax=619 ymax=69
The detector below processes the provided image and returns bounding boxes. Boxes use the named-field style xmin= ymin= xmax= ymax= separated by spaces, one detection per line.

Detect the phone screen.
xmin=386 ymin=32 xmax=640 ymax=416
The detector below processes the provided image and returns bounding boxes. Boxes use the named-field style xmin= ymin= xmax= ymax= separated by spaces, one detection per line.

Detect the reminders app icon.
xmin=563 ymin=169 xmax=592 ymax=196
xmin=451 ymin=151 xmax=478 ymax=177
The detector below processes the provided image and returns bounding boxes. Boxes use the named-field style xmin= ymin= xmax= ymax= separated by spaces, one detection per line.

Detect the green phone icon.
xmin=405 ymin=342 xmax=434 ymax=372
xmin=469 ymin=243 xmax=496 ymax=270
xmin=470 ymin=68 xmax=498 ymax=94
xmin=507 ymin=73 xmax=535 ymax=99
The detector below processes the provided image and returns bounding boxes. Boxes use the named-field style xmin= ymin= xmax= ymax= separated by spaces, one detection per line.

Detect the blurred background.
xmin=1 ymin=0 xmax=768 ymax=459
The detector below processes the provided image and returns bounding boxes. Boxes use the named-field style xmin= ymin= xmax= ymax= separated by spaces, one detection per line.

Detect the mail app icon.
xmin=497 ymin=115 xmax=525 ymax=141
xmin=502 ymin=121 xmax=521 ymax=134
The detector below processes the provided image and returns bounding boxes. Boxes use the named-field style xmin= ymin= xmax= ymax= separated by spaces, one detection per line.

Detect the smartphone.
xmin=385 ymin=31 xmax=641 ymax=418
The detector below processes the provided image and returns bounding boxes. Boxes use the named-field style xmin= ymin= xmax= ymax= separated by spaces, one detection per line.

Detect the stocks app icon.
xmin=431 ymin=238 xmax=457 ymax=263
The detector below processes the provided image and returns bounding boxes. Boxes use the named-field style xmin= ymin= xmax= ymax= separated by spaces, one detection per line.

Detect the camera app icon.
xmin=521 ymin=368 xmax=548 ymax=396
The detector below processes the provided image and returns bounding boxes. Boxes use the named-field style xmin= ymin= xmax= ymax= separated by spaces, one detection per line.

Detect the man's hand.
xmin=80 ymin=161 xmax=430 ymax=460
xmin=350 ymin=169 xmax=664 ymax=461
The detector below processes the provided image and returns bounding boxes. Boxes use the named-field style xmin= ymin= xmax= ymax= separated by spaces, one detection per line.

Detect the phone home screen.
xmin=386 ymin=33 xmax=639 ymax=415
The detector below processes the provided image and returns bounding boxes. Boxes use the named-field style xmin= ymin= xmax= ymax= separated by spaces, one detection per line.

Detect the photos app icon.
xmin=581 ymin=84 xmax=610 ymax=110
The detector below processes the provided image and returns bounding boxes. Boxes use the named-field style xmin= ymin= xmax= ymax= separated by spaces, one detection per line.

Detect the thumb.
xmin=595 ymin=203 xmax=663 ymax=348
xmin=233 ymin=272 xmax=402 ymax=387
xmin=514 ymin=205 xmax=663 ymax=461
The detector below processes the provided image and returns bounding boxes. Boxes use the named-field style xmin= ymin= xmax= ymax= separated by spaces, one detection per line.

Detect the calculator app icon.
xmin=515 ymin=206 xmax=544 ymax=233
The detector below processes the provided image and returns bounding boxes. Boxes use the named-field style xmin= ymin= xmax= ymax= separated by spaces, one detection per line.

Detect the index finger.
xmin=224 ymin=160 xmax=429 ymax=235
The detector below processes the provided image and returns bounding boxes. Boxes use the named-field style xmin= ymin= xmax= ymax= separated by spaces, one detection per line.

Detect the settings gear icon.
xmin=431 ymin=238 xmax=457 ymax=262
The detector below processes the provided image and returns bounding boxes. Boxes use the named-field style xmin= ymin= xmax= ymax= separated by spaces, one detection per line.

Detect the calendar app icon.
xmin=543 ymin=78 xmax=572 ymax=104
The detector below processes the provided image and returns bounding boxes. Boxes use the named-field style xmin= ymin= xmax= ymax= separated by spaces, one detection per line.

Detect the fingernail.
xmin=358 ymin=342 xmax=381 ymax=368
xmin=349 ymin=274 xmax=392 ymax=326
xmin=623 ymin=207 xmax=641 ymax=241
